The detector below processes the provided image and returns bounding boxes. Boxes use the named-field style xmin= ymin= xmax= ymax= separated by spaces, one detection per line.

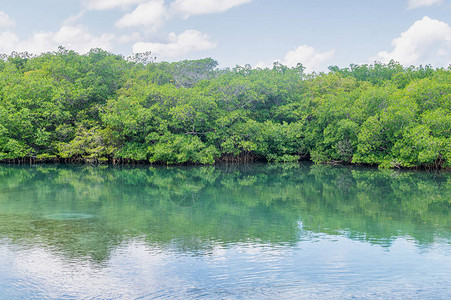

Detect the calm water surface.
xmin=0 ymin=163 xmax=450 ymax=299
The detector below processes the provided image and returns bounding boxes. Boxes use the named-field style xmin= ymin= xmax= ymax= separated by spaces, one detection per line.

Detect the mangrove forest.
xmin=0 ymin=48 xmax=450 ymax=169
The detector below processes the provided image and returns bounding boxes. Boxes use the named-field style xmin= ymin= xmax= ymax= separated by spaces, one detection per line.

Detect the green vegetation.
xmin=0 ymin=49 xmax=450 ymax=169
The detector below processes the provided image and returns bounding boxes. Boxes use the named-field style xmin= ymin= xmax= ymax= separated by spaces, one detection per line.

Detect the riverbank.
xmin=1 ymin=156 xmax=449 ymax=171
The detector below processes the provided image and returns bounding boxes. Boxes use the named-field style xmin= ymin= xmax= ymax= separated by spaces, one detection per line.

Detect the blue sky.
xmin=0 ymin=0 xmax=450 ymax=71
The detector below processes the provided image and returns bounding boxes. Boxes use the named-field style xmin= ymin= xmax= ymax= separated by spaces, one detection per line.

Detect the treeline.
xmin=0 ymin=48 xmax=450 ymax=168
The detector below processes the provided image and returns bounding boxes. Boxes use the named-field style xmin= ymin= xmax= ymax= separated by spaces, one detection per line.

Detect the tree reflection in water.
xmin=0 ymin=163 xmax=449 ymax=262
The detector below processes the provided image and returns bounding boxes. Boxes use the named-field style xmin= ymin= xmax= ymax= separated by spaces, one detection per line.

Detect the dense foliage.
xmin=0 ymin=49 xmax=450 ymax=168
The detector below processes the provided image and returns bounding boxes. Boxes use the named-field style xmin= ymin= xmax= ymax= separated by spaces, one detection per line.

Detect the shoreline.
xmin=1 ymin=156 xmax=449 ymax=172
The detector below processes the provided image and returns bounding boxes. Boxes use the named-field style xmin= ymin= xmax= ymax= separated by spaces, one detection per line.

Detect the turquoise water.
xmin=0 ymin=163 xmax=450 ymax=299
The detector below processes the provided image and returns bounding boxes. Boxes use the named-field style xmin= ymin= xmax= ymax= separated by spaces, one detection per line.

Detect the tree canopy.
xmin=0 ymin=49 xmax=450 ymax=169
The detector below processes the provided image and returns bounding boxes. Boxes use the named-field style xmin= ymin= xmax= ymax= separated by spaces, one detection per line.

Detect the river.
xmin=0 ymin=163 xmax=450 ymax=299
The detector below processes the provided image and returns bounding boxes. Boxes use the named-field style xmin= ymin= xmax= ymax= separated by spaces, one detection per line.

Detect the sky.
xmin=0 ymin=0 xmax=450 ymax=71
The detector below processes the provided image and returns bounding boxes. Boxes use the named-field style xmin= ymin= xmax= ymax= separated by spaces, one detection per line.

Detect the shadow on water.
xmin=0 ymin=163 xmax=449 ymax=262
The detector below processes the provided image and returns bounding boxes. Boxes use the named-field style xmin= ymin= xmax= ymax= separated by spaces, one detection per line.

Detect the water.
xmin=0 ymin=163 xmax=450 ymax=299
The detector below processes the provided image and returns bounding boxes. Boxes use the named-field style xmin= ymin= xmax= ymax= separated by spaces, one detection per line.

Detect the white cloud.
xmin=132 ymin=29 xmax=216 ymax=59
xmin=62 ymin=11 xmax=85 ymax=25
xmin=0 ymin=31 xmax=19 ymax=53
xmin=53 ymin=26 xmax=115 ymax=52
xmin=170 ymin=0 xmax=252 ymax=18
xmin=0 ymin=25 xmax=114 ymax=54
xmin=256 ymin=45 xmax=335 ymax=73
xmin=0 ymin=11 xmax=15 ymax=28
xmin=117 ymin=32 xmax=142 ymax=44
xmin=373 ymin=16 xmax=451 ymax=66
xmin=407 ymin=0 xmax=443 ymax=9
xmin=113 ymin=0 xmax=251 ymax=30
xmin=282 ymin=46 xmax=335 ymax=71
xmin=115 ymin=0 xmax=168 ymax=30
xmin=82 ymin=0 xmax=147 ymax=10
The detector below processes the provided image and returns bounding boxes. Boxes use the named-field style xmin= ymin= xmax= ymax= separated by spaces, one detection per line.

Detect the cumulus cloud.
xmin=170 ymin=0 xmax=252 ymax=18
xmin=82 ymin=0 xmax=147 ymax=10
xmin=407 ymin=0 xmax=443 ymax=9
xmin=115 ymin=0 xmax=168 ymax=30
xmin=62 ymin=11 xmax=86 ymax=26
xmin=373 ymin=16 xmax=451 ymax=66
xmin=54 ymin=26 xmax=115 ymax=52
xmin=112 ymin=0 xmax=251 ymax=30
xmin=0 ymin=25 xmax=114 ymax=54
xmin=256 ymin=45 xmax=335 ymax=73
xmin=0 ymin=11 xmax=15 ymax=28
xmin=132 ymin=29 xmax=216 ymax=59
xmin=117 ymin=32 xmax=142 ymax=44
xmin=0 ymin=32 xmax=19 ymax=53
